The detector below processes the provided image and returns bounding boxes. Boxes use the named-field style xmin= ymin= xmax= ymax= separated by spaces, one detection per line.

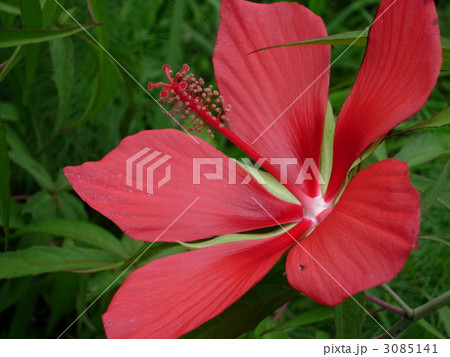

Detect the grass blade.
xmin=0 ymin=246 xmax=122 ymax=279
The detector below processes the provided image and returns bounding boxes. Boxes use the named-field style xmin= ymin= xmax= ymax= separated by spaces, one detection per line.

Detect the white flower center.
xmin=303 ymin=195 xmax=331 ymax=225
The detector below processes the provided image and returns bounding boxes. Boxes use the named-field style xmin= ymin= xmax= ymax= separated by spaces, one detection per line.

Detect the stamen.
xmin=148 ymin=64 xmax=231 ymax=138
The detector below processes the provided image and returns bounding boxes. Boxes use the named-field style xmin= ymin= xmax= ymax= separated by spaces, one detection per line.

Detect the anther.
xmin=147 ymin=64 xmax=231 ymax=136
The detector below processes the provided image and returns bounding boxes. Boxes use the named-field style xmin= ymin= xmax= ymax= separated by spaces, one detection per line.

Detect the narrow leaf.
xmin=0 ymin=246 xmax=122 ymax=279
xmin=420 ymin=236 xmax=450 ymax=248
xmin=0 ymin=277 xmax=32 ymax=313
xmin=437 ymin=306 xmax=450 ymax=337
xmin=442 ymin=37 xmax=450 ymax=71
xmin=12 ymin=219 xmax=126 ymax=258
xmin=268 ymin=306 xmax=333 ymax=331
xmin=410 ymin=173 xmax=450 ymax=210
xmin=393 ymin=106 xmax=450 ymax=136
xmin=335 ymin=293 xmax=366 ymax=338
xmin=394 ymin=133 xmax=449 ymax=167
xmin=421 ymin=159 xmax=450 ymax=218
xmin=0 ymin=46 xmax=25 ymax=83
xmin=8 ymin=150 xmax=55 ymax=191
xmin=20 ymin=0 xmax=43 ymax=105
xmin=42 ymin=0 xmax=65 ymax=29
xmin=20 ymin=0 xmax=42 ymax=32
xmin=251 ymin=33 xmax=450 ymax=71
xmin=0 ymin=102 xmax=18 ymax=122
xmin=63 ymin=45 xmax=118 ymax=129
xmin=250 ymin=30 xmax=367 ymax=54
xmin=0 ymin=119 xmax=11 ymax=246
xmin=166 ymin=0 xmax=185 ymax=68
xmin=0 ymin=26 xmax=96 ymax=48
xmin=48 ymin=37 xmax=73 ymax=140
xmin=0 ymin=2 xmax=20 ymax=15
xmin=417 ymin=319 xmax=446 ymax=339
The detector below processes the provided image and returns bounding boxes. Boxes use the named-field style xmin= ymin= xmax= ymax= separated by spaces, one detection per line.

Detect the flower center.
xmin=302 ymin=195 xmax=332 ymax=225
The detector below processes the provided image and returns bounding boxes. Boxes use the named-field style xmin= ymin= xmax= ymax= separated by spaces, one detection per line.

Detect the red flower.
xmin=64 ymin=0 xmax=441 ymax=338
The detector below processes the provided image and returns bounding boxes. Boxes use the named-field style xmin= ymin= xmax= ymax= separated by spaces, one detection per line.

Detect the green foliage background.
xmin=0 ymin=0 xmax=449 ymax=338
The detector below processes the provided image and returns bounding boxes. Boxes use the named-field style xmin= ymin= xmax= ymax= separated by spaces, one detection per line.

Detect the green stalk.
xmin=381 ymin=284 xmax=414 ymax=318
xmin=377 ymin=290 xmax=450 ymax=339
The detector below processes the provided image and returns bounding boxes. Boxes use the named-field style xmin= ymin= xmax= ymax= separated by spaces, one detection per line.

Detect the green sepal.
xmin=179 ymin=223 xmax=296 ymax=250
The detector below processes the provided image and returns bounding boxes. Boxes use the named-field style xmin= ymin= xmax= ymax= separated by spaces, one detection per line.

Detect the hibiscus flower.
xmin=64 ymin=0 xmax=441 ymax=338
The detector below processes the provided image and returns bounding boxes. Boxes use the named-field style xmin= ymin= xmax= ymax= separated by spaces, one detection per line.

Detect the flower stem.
xmin=376 ymin=290 xmax=450 ymax=339
xmin=364 ymin=292 xmax=406 ymax=316
xmin=381 ymin=284 xmax=414 ymax=318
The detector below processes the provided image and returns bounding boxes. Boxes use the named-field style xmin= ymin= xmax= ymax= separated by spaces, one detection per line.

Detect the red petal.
xmin=103 ymin=221 xmax=312 ymax=338
xmin=64 ymin=129 xmax=302 ymax=243
xmin=327 ymin=0 xmax=441 ymax=200
xmin=213 ymin=0 xmax=330 ymax=197
xmin=286 ymin=159 xmax=419 ymax=306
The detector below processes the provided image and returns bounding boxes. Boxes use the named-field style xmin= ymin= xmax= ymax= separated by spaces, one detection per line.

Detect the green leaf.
xmin=320 ymin=101 xmax=335 ymax=194
xmin=410 ymin=173 xmax=450 ymax=210
xmin=442 ymin=37 xmax=450 ymax=71
xmin=417 ymin=319 xmax=446 ymax=339
xmin=0 ymin=46 xmax=25 ymax=83
xmin=0 ymin=119 xmax=11 ymax=246
xmin=0 ymin=277 xmax=32 ymax=313
xmin=60 ymin=0 xmax=117 ymax=130
xmin=183 ymin=272 xmax=299 ymax=338
xmin=250 ymin=30 xmax=367 ymax=54
xmin=0 ymin=26 xmax=95 ymax=48
xmin=0 ymin=102 xmax=18 ymax=122
xmin=421 ymin=159 xmax=450 ymax=218
xmin=55 ymin=191 xmax=88 ymax=221
xmin=12 ymin=219 xmax=126 ymax=258
xmin=8 ymin=150 xmax=55 ymax=191
xmin=335 ymin=292 xmax=366 ymax=338
xmin=394 ymin=133 xmax=449 ymax=167
xmin=63 ymin=43 xmax=118 ymax=129
xmin=42 ymin=0 xmax=65 ymax=29
xmin=420 ymin=236 xmax=450 ymax=248
xmin=0 ymin=246 xmax=122 ymax=279
xmin=393 ymin=106 xmax=450 ymax=136
xmin=20 ymin=0 xmax=43 ymax=105
xmin=45 ymin=273 xmax=78 ymax=334
xmin=23 ymin=191 xmax=57 ymax=221
xmin=47 ymin=37 xmax=74 ymax=141
xmin=266 ymin=306 xmax=333 ymax=332
xmin=251 ymin=33 xmax=450 ymax=72
xmin=437 ymin=306 xmax=450 ymax=337
xmin=0 ymin=2 xmax=20 ymax=15
xmin=166 ymin=0 xmax=185 ymax=68
xmin=179 ymin=224 xmax=295 ymax=250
